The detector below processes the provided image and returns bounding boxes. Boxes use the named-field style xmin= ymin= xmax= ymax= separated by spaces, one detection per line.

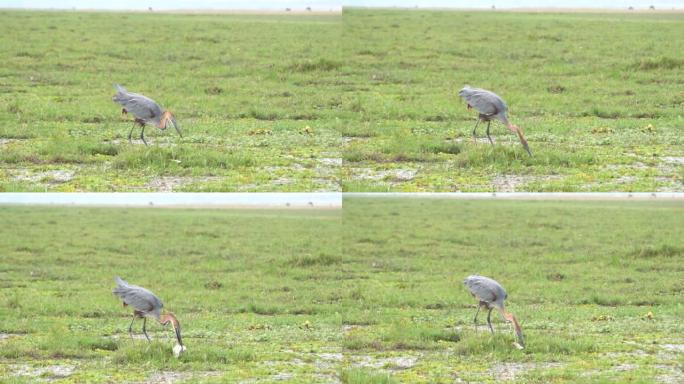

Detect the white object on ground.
xmin=173 ymin=344 xmax=187 ymax=357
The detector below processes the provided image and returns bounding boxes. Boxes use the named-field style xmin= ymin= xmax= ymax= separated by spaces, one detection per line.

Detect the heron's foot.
xmin=487 ymin=136 xmax=494 ymax=146
xmin=121 ymin=108 xmax=128 ymax=117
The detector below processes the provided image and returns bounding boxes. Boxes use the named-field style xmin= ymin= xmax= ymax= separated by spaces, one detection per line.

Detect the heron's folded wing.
xmin=459 ymin=88 xmax=503 ymax=116
xmin=464 ymin=276 xmax=498 ymax=303
xmin=113 ymin=283 xmax=163 ymax=313
xmin=113 ymin=93 xmax=161 ymax=120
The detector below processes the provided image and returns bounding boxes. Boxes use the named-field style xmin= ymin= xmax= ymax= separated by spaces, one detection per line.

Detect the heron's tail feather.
xmin=113 ymin=84 xmax=127 ymax=93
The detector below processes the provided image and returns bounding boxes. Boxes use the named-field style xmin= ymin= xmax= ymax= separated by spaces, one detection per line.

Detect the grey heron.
xmin=112 ymin=84 xmax=182 ymax=146
xmin=464 ymin=275 xmax=525 ymax=347
xmin=112 ymin=276 xmax=183 ymax=348
xmin=459 ymin=86 xmax=532 ymax=156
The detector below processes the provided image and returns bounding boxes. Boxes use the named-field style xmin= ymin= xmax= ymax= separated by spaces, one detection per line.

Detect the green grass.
xmin=341 ymin=9 xmax=684 ymax=191
xmin=1 ymin=9 xmax=682 ymax=192
xmin=0 ymin=10 xmax=342 ymax=191
xmin=1 ymin=199 xmax=683 ymax=382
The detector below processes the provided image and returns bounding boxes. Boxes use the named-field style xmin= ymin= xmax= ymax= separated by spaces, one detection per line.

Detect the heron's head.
xmin=501 ymin=309 xmax=525 ymax=348
xmin=160 ymin=111 xmax=183 ymax=138
xmin=161 ymin=312 xmax=183 ymax=347
xmin=508 ymin=124 xmax=532 ymax=156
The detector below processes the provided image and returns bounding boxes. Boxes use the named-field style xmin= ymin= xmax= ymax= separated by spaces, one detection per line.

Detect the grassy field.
xmin=1 ymin=199 xmax=682 ymax=382
xmin=0 ymin=11 xmax=342 ymax=192
xmin=1 ymin=10 xmax=682 ymax=192
xmin=341 ymin=9 xmax=684 ymax=192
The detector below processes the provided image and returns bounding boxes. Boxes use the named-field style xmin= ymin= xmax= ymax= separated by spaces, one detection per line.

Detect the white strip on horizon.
xmin=0 ymin=193 xmax=342 ymax=208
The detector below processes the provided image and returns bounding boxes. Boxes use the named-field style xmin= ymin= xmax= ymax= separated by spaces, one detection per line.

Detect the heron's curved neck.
xmin=159 ymin=313 xmax=179 ymax=328
xmin=158 ymin=112 xmax=170 ymax=129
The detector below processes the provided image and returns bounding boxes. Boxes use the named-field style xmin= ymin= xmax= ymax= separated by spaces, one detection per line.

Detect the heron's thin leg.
xmin=472 ymin=119 xmax=481 ymax=142
xmin=128 ymin=123 xmax=136 ymax=144
xmin=487 ymin=308 xmax=494 ymax=334
xmin=140 ymin=124 xmax=148 ymax=146
xmin=472 ymin=305 xmax=481 ymax=333
xmin=486 ymin=121 xmax=494 ymax=145
xmin=142 ymin=317 xmax=151 ymax=342
xmin=128 ymin=315 xmax=137 ymax=337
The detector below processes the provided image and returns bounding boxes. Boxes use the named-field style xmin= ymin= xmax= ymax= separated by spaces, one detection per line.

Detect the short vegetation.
xmin=1 ymin=199 xmax=682 ymax=381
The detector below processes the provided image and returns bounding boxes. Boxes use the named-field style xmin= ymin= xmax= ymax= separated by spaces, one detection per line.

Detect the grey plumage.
xmin=113 ymin=84 xmax=164 ymax=126
xmin=463 ymin=275 xmax=525 ymax=347
xmin=113 ymin=276 xmax=163 ymax=320
xmin=458 ymin=85 xmax=532 ymax=156
xmin=459 ymin=86 xmax=509 ymax=124
xmin=113 ymin=277 xmax=183 ymax=347
xmin=112 ymin=84 xmax=182 ymax=145
xmin=464 ymin=274 xmax=507 ymax=310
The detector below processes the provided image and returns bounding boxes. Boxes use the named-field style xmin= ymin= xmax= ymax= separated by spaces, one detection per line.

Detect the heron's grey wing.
xmin=459 ymin=87 xmax=506 ymax=116
xmin=113 ymin=277 xmax=163 ymax=314
xmin=113 ymin=91 xmax=162 ymax=121
xmin=464 ymin=275 xmax=499 ymax=303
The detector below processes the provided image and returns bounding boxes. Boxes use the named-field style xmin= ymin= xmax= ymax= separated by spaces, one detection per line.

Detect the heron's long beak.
xmin=174 ymin=324 xmax=183 ymax=348
xmin=501 ymin=309 xmax=525 ymax=348
xmin=170 ymin=117 xmax=182 ymax=138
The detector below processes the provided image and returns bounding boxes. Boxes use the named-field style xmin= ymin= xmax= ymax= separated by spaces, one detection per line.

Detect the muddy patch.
xmin=613 ymin=363 xmax=637 ymax=372
xmin=603 ymin=349 xmax=648 ymax=358
xmin=12 ymin=169 xmax=75 ymax=185
xmin=317 ymin=353 xmax=344 ymax=361
xmin=272 ymin=177 xmax=295 ymax=186
xmin=615 ymin=175 xmax=637 ymax=184
xmin=105 ymin=138 xmax=178 ymax=147
xmin=318 ymin=158 xmax=342 ymax=167
xmin=661 ymin=157 xmax=684 ymax=166
xmin=656 ymin=364 xmax=684 ymax=384
xmin=143 ymin=176 xmax=221 ymax=192
xmin=350 ymin=168 xmax=417 ymax=183
xmin=265 ymin=164 xmax=306 ymax=172
xmin=145 ymin=370 xmax=221 ymax=384
xmin=312 ymin=178 xmax=340 ymax=192
xmin=0 ymin=333 xmax=25 ymax=341
xmin=352 ymin=354 xmax=420 ymax=370
xmin=10 ymin=363 xmax=75 ymax=382
xmin=313 ymin=373 xmax=341 ymax=384
xmin=658 ymin=343 xmax=684 ymax=360
xmin=448 ymin=137 xmax=498 ymax=145
xmin=343 ymin=136 xmax=370 ymax=144
xmin=660 ymin=344 xmax=684 ymax=353
xmin=0 ymin=138 xmax=24 ymax=146
xmin=487 ymin=362 xmax=564 ymax=381
xmin=107 ymin=333 xmax=159 ymax=341
xmin=491 ymin=174 xmax=563 ymax=192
